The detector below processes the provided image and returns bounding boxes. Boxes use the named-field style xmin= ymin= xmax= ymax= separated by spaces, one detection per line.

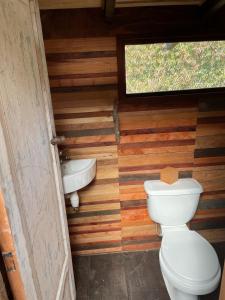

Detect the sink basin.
xmin=61 ymin=159 xmax=96 ymax=194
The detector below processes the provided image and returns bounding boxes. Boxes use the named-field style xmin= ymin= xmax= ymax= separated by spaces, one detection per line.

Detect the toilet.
xmin=144 ymin=178 xmax=221 ymax=300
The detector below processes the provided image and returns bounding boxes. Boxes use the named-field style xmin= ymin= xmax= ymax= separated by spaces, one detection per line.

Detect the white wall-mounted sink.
xmin=61 ymin=159 xmax=96 ymax=195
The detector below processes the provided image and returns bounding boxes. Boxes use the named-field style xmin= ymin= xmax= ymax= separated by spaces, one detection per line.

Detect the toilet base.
xmin=162 ymin=272 xmax=198 ymax=300
xmin=175 ymin=289 xmax=198 ymax=300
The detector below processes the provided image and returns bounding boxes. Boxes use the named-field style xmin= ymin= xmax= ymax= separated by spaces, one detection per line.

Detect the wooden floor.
xmin=73 ymin=242 xmax=225 ymax=300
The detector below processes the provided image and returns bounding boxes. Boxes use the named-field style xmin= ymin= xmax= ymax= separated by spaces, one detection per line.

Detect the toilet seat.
xmin=160 ymin=230 xmax=221 ymax=295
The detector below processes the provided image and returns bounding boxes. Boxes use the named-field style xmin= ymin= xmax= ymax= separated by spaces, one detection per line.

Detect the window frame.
xmin=117 ymin=35 xmax=225 ymax=99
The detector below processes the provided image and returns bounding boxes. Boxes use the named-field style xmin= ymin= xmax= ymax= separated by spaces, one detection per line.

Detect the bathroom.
xmin=0 ymin=1 xmax=225 ymax=299
xmin=40 ymin=3 xmax=225 ymax=299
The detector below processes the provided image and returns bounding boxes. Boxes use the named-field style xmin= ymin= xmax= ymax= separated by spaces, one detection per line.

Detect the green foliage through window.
xmin=125 ymin=41 xmax=225 ymax=94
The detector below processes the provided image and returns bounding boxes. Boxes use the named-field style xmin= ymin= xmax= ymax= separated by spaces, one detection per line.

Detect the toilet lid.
xmin=161 ymin=231 xmax=220 ymax=282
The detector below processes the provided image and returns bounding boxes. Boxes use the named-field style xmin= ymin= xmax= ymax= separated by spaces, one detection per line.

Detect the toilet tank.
xmin=144 ymin=178 xmax=203 ymax=226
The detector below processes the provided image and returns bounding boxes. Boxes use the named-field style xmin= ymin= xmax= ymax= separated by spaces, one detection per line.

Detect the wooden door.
xmin=0 ymin=1 xmax=76 ymax=299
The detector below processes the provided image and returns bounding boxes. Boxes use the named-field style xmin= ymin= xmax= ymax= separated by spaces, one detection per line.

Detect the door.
xmin=0 ymin=1 xmax=76 ymax=299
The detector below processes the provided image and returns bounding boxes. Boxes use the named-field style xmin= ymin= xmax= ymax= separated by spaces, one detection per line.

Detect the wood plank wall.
xmin=192 ymin=98 xmax=225 ymax=231
xmin=118 ymin=98 xmax=198 ymax=251
xmin=44 ymin=37 xmax=225 ymax=255
xmin=118 ymin=96 xmax=225 ymax=251
xmin=46 ymin=38 xmax=122 ymax=255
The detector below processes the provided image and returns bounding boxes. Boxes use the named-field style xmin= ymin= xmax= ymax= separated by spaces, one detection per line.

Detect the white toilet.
xmin=144 ymin=178 xmax=221 ymax=300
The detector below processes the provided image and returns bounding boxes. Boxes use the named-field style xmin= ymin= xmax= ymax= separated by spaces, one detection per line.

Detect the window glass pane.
xmin=125 ymin=41 xmax=225 ymax=94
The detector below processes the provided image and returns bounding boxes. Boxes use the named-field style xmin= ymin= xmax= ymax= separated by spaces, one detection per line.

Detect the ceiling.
xmin=38 ymin=0 xmax=204 ymax=10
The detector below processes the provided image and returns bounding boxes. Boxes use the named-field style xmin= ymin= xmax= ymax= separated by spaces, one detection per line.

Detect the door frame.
xmin=30 ymin=0 xmax=76 ymax=297
xmin=0 ymin=0 xmax=75 ymax=298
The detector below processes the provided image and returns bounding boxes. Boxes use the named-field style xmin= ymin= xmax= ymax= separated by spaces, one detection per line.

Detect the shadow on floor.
xmin=73 ymin=242 xmax=225 ymax=300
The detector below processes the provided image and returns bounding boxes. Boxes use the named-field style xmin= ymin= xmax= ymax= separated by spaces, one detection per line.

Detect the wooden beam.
xmin=38 ymin=0 xmax=205 ymax=10
xmin=200 ymin=0 xmax=225 ymax=17
xmin=38 ymin=0 xmax=101 ymax=10
xmin=116 ymin=0 xmax=203 ymax=6
xmin=104 ymin=0 xmax=116 ymax=20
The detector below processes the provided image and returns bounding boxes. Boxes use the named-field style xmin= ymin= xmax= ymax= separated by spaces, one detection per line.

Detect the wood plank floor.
xmin=73 ymin=242 xmax=225 ymax=300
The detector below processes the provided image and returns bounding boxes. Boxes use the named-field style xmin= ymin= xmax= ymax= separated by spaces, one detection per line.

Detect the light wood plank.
xmin=119 ymin=152 xmax=194 ymax=167
xmin=39 ymin=0 xmax=101 ymax=9
xmin=116 ymin=0 xmax=203 ymax=6
xmin=50 ymin=76 xmax=118 ymax=88
xmin=47 ymin=57 xmax=117 ymax=76
xmin=45 ymin=37 xmax=116 ymax=53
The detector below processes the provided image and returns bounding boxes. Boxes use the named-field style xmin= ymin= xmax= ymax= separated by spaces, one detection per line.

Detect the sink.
xmin=61 ymin=158 xmax=96 ymax=194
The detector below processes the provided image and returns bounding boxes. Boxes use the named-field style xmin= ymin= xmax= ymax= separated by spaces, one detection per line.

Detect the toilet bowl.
xmin=144 ymin=179 xmax=221 ymax=300
xmin=160 ymin=228 xmax=220 ymax=300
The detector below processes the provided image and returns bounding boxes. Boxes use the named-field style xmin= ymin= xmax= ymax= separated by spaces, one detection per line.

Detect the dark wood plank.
xmin=40 ymin=7 xmax=225 ymax=39
xmin=104 ymin=0 xmax=116 ymax=20
xmin=200 ymin=0 xmax=225 ymax=18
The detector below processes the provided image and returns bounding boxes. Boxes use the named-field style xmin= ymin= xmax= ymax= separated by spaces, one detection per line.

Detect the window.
xmin=125 ymin=41 xmax=225 ymax=94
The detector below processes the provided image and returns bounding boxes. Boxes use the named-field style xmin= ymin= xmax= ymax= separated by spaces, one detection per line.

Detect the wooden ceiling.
xmin=38 ymin=0 xmax=204 ymax=10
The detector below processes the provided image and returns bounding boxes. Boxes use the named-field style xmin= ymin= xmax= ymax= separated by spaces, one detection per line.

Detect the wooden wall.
xmin=118 ymin=98 xmax=197 ymax=251
xmin=46 ymin=38 xmax=122 ymax=255
xmin=118 ymin=96 xmax=225 ymax=251
xmin=192 ymin=98 xmax=225 ymax=232
xmin=42 ymin=7 xmax=225 ymax=255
